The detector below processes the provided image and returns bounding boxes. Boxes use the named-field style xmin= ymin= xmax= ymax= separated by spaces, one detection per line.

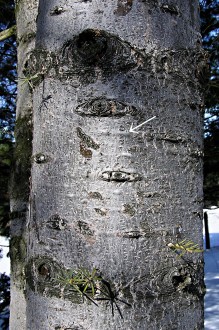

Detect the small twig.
xmin=0 ymin=25 xmax=16 ymax=41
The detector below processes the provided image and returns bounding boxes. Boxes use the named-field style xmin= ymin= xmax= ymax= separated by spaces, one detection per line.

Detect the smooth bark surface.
xmin=11 ymin=0 xmax=205 ymax=329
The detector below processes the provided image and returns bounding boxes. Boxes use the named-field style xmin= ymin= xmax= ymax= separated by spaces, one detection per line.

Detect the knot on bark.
xmin=61 ymin=29 xmax=139 ymax=77
xmin=76 ymin=29 xmax=108 ymax=64
xmin=75 ymin=97 xmax=139 ymax=117
xmin=100 ymin=170 xmax=142 ymax=182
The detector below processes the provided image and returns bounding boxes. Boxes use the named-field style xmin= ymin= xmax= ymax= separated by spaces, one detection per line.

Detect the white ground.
xmin=204 ymin=208 xmax=219 ymax=330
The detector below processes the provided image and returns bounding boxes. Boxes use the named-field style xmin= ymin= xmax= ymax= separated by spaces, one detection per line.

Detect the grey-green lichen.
xmin=10 ymin=236 xmax=26 ymax=290
xmin=10 ymin=113 xmax=33 ymax=201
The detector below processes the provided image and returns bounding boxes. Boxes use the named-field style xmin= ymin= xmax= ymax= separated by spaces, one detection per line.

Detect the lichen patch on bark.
xmin=10 ymin=236 xmax=26 ymax=290
xmin=114 ymin=0 xmax=133 ymax=16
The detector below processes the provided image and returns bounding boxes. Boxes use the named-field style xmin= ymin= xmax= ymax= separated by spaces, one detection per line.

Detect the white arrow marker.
xmin=129 ymin=116 xmax=157 ymax=133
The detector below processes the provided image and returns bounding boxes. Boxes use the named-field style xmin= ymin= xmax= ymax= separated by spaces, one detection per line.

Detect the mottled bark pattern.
xmin=12 ymin=0 xmax=205 ymax=329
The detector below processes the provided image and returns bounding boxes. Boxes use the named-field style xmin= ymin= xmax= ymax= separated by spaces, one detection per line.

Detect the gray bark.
xmin=11 ymin=0 xmax=206 ymax=329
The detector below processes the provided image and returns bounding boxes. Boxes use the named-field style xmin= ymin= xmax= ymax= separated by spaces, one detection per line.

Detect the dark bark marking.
xmin=171 ymin=265 xmax=205 ymax=297
xmin=25 ymin=47 xmax=206 ymax=88
xmin=38 ymin=263 xmax=51 ymax=278
xmin=75 ymin=97 xmax=139 ymax=117
xmin=50 ymin=6 xmax=65 ymax=15
xmin=47 ymin=214 xmax=68 ymax=230
xmin=61 ymin=29 xmax=140 ymax=82
xmin=114 ymin=0 xmax=133 ymax=16
xmin=33 ymin=153 xmax=49 ymax=164
xmin=138 ymin=0 xmax=158 ymax=5
xmin=155 ymin=133 xmax=185 ymax=144
xmin=30 ymin=194 xmax=40 ymax=241
xmin=18 ymin=32 xmax=36 ymax=44
xmin=121 ymin=231 xmax=143 ymax=239
xmin=77 ymin=127 xmax=99 ymax=150
xmin=55 ymin=326 xmax=85 ymax=330
xmin=76 ymin=29 xmax=107 ymax=64
xmin=26 ymin=257 xmax=84 ymax=302
xmin=39 ymin=94 xmax=52 ymax=112
xmin=88 ymin=191 xmax=103 ymax=200
xmin=10 ymin=209 xmax=27 ymax=220
xmin=100 ymin=170 xmax=142 ymax=182
xmin=80 ymin=143 xmax=92 ymax=159
xmin=122 ymin=203 xmax=136 ymax=216
xmin=160 ymin=3 xmax=179 ymax=16
xmin=152 ymin=262 xmax=205 ymax=298
xmin=94 ymin=208 xmax=107 ymax=216
xmin=22 ymin=49 xmax=55 ymax=88
xmin=78 ymin=220 xmax=94 ymax=236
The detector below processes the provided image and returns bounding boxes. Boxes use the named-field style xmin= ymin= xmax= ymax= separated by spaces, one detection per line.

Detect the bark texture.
xmin=11 ymin=0 xmax=205 ymax=329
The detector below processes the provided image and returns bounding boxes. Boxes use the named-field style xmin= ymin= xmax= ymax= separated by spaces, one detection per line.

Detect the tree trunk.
xmin=11 ymin=0 xmax=206 ymax=329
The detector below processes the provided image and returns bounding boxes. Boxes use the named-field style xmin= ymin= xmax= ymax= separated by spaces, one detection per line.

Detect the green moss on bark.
xmin=10 ymin=113 xmax=33 ymax=201
xmin=10 ymin=236 xmax=26 ymax=290
xmin=25 ymin=256 xmax=83 ymax=303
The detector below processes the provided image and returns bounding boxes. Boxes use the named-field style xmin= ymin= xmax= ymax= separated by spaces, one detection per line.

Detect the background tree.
xmin=10 ymin=0 xmax=205 ymax=329
xmin=0 ymin=0 xmax=16 ymax=236
xmin=200 ymin=0 xmax=219 ymax=206
xmin=0 ymin=1 xmax=16 ymax=328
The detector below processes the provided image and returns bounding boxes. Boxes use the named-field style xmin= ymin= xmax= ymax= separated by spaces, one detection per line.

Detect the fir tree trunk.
xmin=11 ymin=0 xmax=206 ymax=329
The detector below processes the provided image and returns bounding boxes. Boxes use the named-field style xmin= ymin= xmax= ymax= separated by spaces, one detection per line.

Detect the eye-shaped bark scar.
xmin=100 ymin=170 xmax=142 ymax=182
xmin=75 ymin=97 xmax=139 ymax=117
xmin=61 ymin=29 xmax=141 ymax=72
